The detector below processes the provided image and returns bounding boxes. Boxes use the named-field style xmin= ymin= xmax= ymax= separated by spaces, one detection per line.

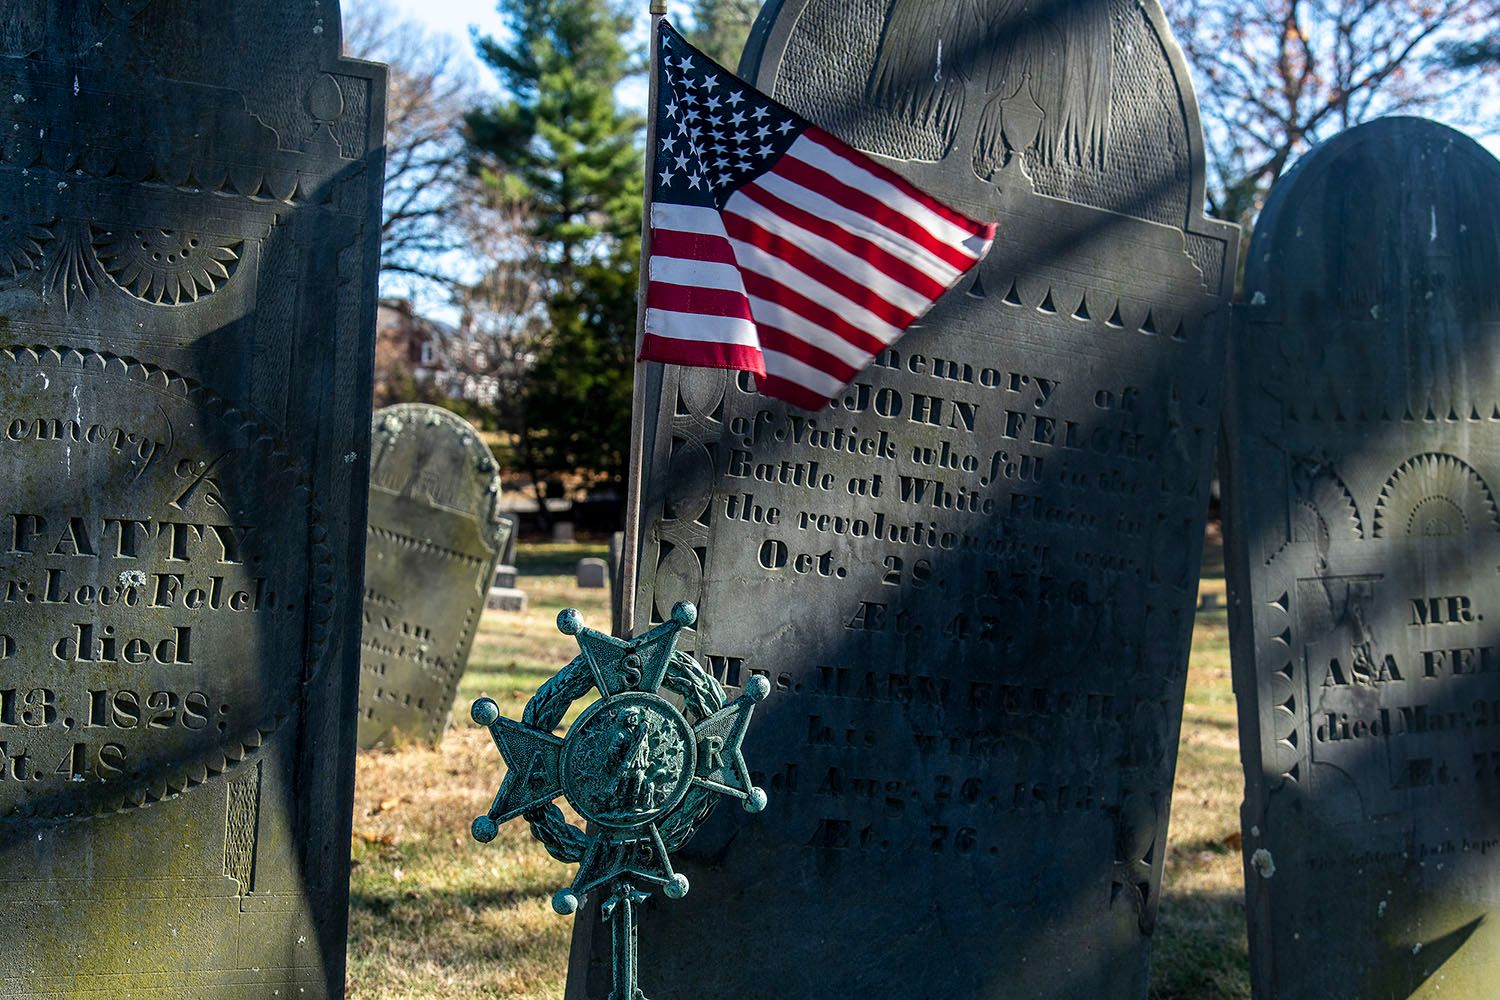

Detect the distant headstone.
xmin=0 ymin=4 xmax=384 ymax=996
xmin=493 ymin=564 xmax=519 ymax=589
xmin=1223 ymin=117 xmax=1500 ymax=999
xmin=569 ymin=1 xmax=1237 ymax=996
xmin=485 ymin=586 xmax=527 ymax=613
xmin=553 ymin=520 xmax=576 ymax=543
xmin=359 ymin=405 xmax=505 ymax=749
xmin=576 ymin=557 xmax=607 ymax=589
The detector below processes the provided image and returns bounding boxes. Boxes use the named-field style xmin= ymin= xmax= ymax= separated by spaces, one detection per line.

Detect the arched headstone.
xmin=0 ymin=3 xmax=384 ymax=996
xmin=360 ymin=404 xmax=505 ymax=749
xmin=1223 ymin=116 xmax=1500 ymax=999
xmin=568 ymin=1 xmax=1237 ymax=995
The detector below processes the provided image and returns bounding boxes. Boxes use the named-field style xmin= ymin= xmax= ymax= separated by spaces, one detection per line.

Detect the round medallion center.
xmin=561 ymin=692 xmax=696 ymax=829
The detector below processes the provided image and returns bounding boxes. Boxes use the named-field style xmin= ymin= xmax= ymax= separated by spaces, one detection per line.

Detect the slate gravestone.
xmin=358 ymin=405 xmax=505 ymax=749
xmin=1223 ymin=117 xmax=1500 ymax=1000
xmin=568 ymin=1 xmax=1237 ymax=995
xmin=0 ymin=3 xmax=383 ymax=996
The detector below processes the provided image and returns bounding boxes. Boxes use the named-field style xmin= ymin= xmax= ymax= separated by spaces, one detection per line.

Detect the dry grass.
xmin=1150 ymin=561 xmax=1253 ymax=999
xmin=348 ymin=542 xmax=1252 ymax=998
xmin=347 ymin=543 xmax=607 ymax=1000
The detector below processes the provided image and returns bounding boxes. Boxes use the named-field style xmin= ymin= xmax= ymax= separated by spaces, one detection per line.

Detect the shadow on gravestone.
xmin=567 ymin=0 xmax=1238 ymax=997
xmin=0 ymin=3 xmax=383 ymax=997
xmin=1223 ymin=117 xmax=1500 ymax=1000
xmin=359 ymin=405 xmax=505 ymax=750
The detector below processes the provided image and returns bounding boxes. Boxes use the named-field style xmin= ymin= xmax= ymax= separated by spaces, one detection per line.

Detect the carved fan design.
xmin=0 ymin=210 xmax=52 ymax=277
xmin=1292 ymin=459 xmax=1362 ymax=543
xmin=1373 ymin=453 xmax=1500 ymax=538
xmin=1268 ymin=458 xmax=1361 ymax=563
xmin=94 ymin=227 xmax=242 ymax=305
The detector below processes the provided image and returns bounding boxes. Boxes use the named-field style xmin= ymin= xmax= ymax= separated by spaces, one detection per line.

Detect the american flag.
xmin=639 ymin=21 xmax=997 ymax=411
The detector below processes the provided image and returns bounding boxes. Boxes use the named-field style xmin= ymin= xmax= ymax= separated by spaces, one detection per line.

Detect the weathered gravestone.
xmin=0 ymin=4 xmax=383 ymax=996
xmin=1223 ymin=117 xmax=1500 ymax=999
xmin=359 ymin=405 xmax=505 ymax=749
xmin=568 ymin=1 xmax=1238 ymax=996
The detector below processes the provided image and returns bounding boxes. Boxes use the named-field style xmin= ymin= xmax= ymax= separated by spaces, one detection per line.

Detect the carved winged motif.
xmin=867 ymin=0 xmax=1115 ymax=176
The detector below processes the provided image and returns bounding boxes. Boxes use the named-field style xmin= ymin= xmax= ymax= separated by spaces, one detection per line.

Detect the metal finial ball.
xmin=472 ymin=816 xmax=499 ymax=843
xmin=471 ymin=698 xmax=500 ymax=726
xmin=745 ymin=675 xmax=772 ymax=703
xmin=671 ymin=601 xmax=697 ymax=627
xmin=557 ymin=608 xmax=583 ymax=635
xmin=744 ymin=787 xmax=768 ymax=814
xmin=553 ymin=889 xmax=580 ymax=915
xmin=664 ymin=873 xmax=690 ymax=899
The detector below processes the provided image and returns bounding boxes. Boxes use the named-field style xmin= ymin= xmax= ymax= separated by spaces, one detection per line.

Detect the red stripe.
xmin=733 ymin=182 xmax=946 ymax=300
xmin=640 ymin=333 xmax=766 ymax=377
xmin=770 ymin=154 xmax=976 ymax=272
xmin=649 ymin=228 xmax=737 ymax=266
xmin=740 ymin=268 xmax=888 ymax=357
xmin=756 ymin=373 xmax=833 ymax=410
xmin=647 ymin=280 xmax=755 ymax=321
xmin=802 ymin=128 xmax=991 ymax=237
xmin=757 ymin=325 xmax=860 ymax=384
xmin=721 ymin=209 xmax=919 ymax=329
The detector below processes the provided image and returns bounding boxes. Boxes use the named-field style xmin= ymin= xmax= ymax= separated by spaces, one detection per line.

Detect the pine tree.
xmin=688 ymin=0 xmax=761 ymax=69
xmin=466 ymin=0 xmax=644 ymax=493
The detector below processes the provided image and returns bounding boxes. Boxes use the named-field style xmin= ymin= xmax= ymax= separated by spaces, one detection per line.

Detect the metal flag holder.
xmin=470 ymin=602 xmax=770 ymax=1000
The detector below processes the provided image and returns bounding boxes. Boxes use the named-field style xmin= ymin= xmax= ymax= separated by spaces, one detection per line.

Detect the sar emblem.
xmin=470 ymin=602 xmax=769 ymax=1000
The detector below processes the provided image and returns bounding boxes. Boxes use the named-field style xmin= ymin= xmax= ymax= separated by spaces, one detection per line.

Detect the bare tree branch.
xmin=1170 ymin=0 xmax=1500 ymax=233
xmin=343 ymin=0 xmax=483 ymax=303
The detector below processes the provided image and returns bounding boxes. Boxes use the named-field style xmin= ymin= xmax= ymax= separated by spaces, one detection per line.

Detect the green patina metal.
xmin=470 ymin=602 xmax=769 ymax=1000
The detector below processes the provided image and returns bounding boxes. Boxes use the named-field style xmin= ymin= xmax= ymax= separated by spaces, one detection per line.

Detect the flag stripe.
xmin=723 ymin=193 xmax=930 ymax=320
xmin=756 ymin=324 xmax=860 ymax=383
xmin=652 ymin=201 xmax=725 ymax=236
xmin=750 ymin=170 xmax=964 ymax=287
xmin=775 ymin=142 xmax=979 ymax=272
xmin=739 ymin=268 xmax=889 ymax=357
xmin=645 ymin=308 xmax=761 ymax=348
xmin=801 ymin=129 xmax=992 ymax=238
xmin=762 ymin=348 xmax=848 ymax=398
xmin=642 ymin=331 xmax=766 ymax=375
xmin=731 ymin=181 xmax=949 ymax=299
xmin=729 ymin=236 xmax=904 ymax=344
xmin=650 ymin=228 xmax=738 ymax=266
xmin=757 ymin=372 xmax=834 ymax=410
xmin=649 ymin=255 xmax=746 ymax=293
xmin=647 ymin=281 xmax=755 ymax=321
xmin=746 ymin=295 xmax=879 ymax=370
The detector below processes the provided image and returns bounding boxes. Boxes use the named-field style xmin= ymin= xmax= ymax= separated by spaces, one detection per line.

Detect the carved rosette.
xmin=94 ymin=227 xmax=243 ymax=305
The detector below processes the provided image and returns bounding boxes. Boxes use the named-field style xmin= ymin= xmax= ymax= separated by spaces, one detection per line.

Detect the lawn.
xmin=347 ymin=541 xmax=1251 ymax=998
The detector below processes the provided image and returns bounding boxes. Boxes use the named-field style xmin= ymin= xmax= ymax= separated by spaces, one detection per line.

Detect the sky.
xmin=373 ymin=0 xmax=651 ymax=105
xmin=384 ymin=0 xmax=502 ymax=47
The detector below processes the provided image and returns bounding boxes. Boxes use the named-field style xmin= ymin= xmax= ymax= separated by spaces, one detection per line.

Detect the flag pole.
xmin=618 ymin=0 xmax=667 ymax=640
